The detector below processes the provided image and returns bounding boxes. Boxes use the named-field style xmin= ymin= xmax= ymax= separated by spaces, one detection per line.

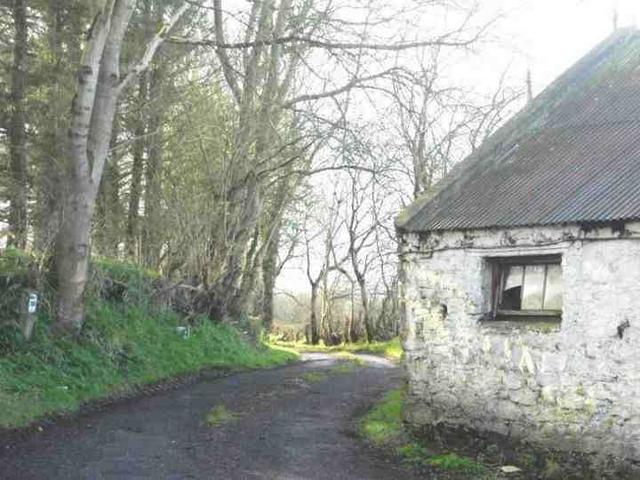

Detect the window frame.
xmin=489 ymin=254 xmax=563 ymax=321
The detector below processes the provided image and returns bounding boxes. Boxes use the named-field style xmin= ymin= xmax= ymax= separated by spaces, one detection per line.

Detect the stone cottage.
xmin=397 ymin=29 xmax=640 ymax=466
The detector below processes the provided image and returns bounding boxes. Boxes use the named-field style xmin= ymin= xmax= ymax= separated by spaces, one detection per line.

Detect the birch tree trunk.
xmin=55 ymin=0 xmax=130 ymax=332
xmin=55 ymin=0 xmax=187 ymax=332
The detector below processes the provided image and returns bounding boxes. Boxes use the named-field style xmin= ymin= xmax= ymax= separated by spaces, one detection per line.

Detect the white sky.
xmin=495 ymin=0 xmax=638 ymax=93
xmin=277 ymin=0 xmax=640 ymax=294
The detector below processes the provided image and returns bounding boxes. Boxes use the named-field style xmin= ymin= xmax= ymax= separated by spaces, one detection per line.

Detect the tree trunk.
xmin=142 ymin=68 xmax=165 ymax=269
xmin=358 ymin=276 xmax=373 ymax=343
xmin=260 ymin=225 xmax=280 ymax=333
xmin=126 ymin=77 xmax=147 ymax=259
xmin=211 ymin=174 xmax=261 ymax=320
xmin=35 ymin=0 xmax=82 ymax=254
xmin=309 ymin=282 xmax=320 ymax=345
xmin=207 ymin=0 xmax=294 ymax=322
xmin=8 ymin=0 xmax=28 ymax=249
xmin=53 ymin=0 xmax=186 ymax=332
xmin=95 ymin=125 xmax=122 ymax=257
xmin=231 ymin=225 xmax=261 ymax=316
xmin=55 ymin=0 xmax=133 ymax=333
xmin=55 ymin=183 xmax=95 ymax=332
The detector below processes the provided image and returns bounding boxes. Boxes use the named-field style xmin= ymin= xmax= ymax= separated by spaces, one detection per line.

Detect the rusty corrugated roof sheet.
xmin=397 ymin=28 xmax=640 ymax=233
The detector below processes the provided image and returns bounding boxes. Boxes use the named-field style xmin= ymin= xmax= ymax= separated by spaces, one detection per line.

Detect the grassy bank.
xmin=271 ymin=337 xmax=403 ymax=361
xmin=359 ymin=389 xmax=490 ymax=478
xmin=0 ymin=252 xmax=297 ymax=429
xmin=0 ymin=303 xmax=296 ymax=428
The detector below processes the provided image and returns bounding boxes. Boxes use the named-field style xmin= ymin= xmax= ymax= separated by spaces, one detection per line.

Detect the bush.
xmin=89 ymin=257 xmax=160 ymax=307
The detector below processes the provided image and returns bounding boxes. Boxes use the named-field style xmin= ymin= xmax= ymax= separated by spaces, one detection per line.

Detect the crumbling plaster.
xmin=399 ymin=221 xmax=640 ymax=463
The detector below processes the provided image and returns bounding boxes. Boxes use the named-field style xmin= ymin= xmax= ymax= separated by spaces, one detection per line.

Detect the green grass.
xmin=427 ymin=453 xmax=487 ymax=474
xmin=206 ymin=405 xmax=240 ymax=427
xmin=0 ymin=301 xmax=297 ymax=428
xmin=360 ymin=388 xmax=488 ymax=476
xmin=359 ymin=388 xmax=405 ymax=445
xmin=334 ymin=352 xmax=365 ymax=365
xmin=301 ymin=371 xmax=327 ymax=383
xmin=299 ymin=356 xmax=362 ymax=383
xmin=330 ymin=362 xmax=357 ymax=374
xmin=272 ymin=337 xmax=403 ymax=361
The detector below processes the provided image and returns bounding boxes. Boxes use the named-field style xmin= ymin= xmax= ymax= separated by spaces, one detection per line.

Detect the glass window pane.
xmin=543 ymin=264 xmax=563 ymax=310
xmin=522 ymin=265 xmax=545 ymax=310
xmin=500 ymin=266 xmax=523 ymax=310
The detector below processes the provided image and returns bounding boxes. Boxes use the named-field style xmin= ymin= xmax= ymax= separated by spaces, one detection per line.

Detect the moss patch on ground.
xmin=206 ymin=405 xmax=240 ymax=427
xmin=301 ymin=371 xmax=327 ymax=383
xmin=359 ymin=388 xmax=489 ymax=478
xmin=330 ymin=362 xmax=357 ymax=375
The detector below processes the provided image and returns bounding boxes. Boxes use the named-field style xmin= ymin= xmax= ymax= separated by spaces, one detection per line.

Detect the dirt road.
xmin=0 ymin=353 xmax=418 ymax=480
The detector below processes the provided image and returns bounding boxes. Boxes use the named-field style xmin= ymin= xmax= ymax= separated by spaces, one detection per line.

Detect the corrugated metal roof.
xmin=397 ymin=28 xmax=640 ymax=233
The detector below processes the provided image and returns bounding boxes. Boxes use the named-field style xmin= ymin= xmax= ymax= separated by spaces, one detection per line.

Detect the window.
xmin=490 ymin=255 xmax=562 ymax=320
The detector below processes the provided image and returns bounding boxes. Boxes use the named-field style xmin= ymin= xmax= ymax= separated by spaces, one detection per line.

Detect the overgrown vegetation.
xmin=0 ymin=254 xmax=297 ymax=429
xmin=359 ymin=389 xmax=489 ymax=477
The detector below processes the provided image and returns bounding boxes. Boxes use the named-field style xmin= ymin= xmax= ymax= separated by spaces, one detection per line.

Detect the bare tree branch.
xmin=117 ymin=3 xmax=190 ymax=95
xmin=283 ymin=68 xmax=399 ymax=108
xmin=169 ymin=27 xmax=489 ymax=51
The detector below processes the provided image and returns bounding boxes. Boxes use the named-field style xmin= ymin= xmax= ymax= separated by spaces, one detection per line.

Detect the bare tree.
xmin=184 ymin=0 xmax=496 ymax=323
xmin=391 ymin=55 xmax=523 ymax=200
xmin=343 ymin=170 xmax=379 ymax=342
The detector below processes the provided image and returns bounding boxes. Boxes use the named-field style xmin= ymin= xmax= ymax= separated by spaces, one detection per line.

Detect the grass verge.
xmin=272 ymin=337 xmax=403 ymax=361
xmin=359 ymin=388 xmax=489 ymax=477
xmin=0 ymin=301 xmax=297 ymax=429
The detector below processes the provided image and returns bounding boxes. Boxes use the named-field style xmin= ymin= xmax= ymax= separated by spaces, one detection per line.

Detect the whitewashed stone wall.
xmin=400 ymin=221 xmax=640 ymax=464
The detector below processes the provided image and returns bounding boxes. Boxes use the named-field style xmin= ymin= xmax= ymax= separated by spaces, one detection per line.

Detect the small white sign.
xmin=28 ymin=293 xmax=38 ymax=314
xmin=176 ymin=326 xmax=191 ymax=339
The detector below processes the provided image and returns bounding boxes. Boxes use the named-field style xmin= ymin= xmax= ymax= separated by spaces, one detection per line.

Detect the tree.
xmin=54 ymin=0 xmax=187 ymax=332
xmin=390 ymin=57 xmax=522 ymax=201
xmin=7 ymin=0 xmax=28 ymax=248
xmin=0 ymin=0 xmax=520 ymax=342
